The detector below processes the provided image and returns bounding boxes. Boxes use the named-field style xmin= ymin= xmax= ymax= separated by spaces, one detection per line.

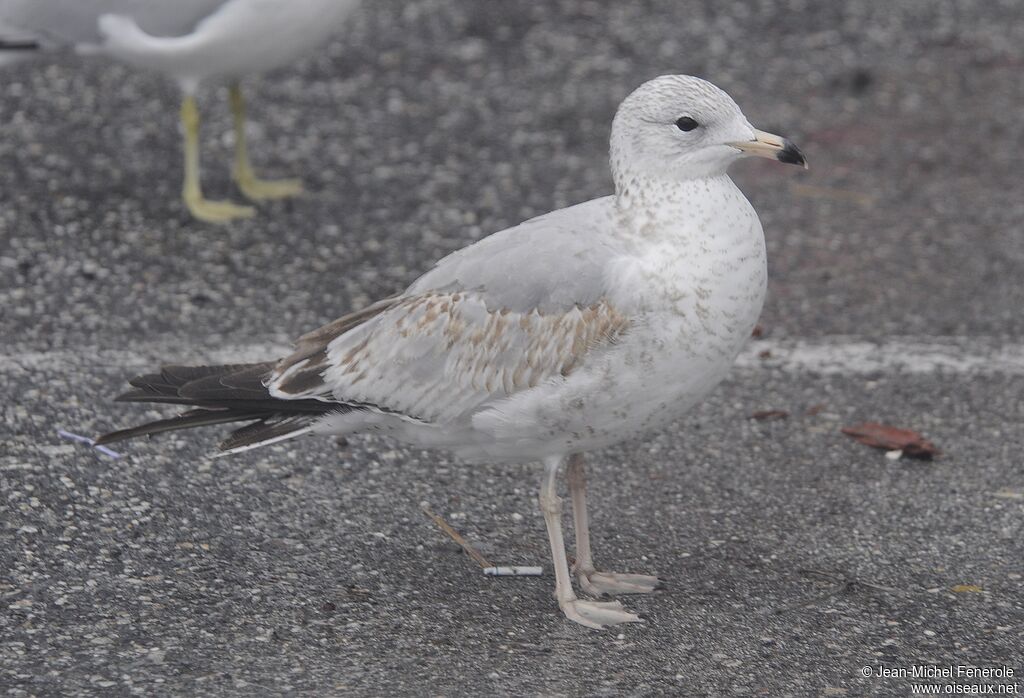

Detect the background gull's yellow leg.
xmin=180 ymin=95 xmax=255 ymax=223
xmin=230 ymin=84 xmax=303 ymax=201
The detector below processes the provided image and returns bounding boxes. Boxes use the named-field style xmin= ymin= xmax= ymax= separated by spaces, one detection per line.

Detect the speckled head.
xmin=610 ymin=75 xmax=806 ymax=188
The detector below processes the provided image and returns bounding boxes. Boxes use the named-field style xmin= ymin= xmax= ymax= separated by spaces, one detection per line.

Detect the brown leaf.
xmin=841 ymin=422 xmax=940 ymax=460
xmin=750 ymin=409 xmax=789 ymax=421
xmin=805 ymin=403 xmax=827 ymax=416
xmin=758 ymin=349 xmax=772 ymax=359
xmin=751 ymin=324 xmax=765 ymax=339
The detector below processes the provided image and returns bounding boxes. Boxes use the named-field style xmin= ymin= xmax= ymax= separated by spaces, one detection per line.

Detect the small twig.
xmin=770 ymin=584 xmax=849 ymax=615
xmin=421 ymin=505 xmax=493 ymax=569
xmin=770 ymin=568 xmax=904 ymax=615
xmin=798 ymin=568 xmax=903 ymax=594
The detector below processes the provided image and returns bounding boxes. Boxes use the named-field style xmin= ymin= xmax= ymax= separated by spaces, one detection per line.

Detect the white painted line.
xmin=2 ymin=337 xmax=1024 ymax=376
xmin=735 ymin=337 xmax=1024 ymax=375
xmin=0 ymin=342 xmax=294 ymax=374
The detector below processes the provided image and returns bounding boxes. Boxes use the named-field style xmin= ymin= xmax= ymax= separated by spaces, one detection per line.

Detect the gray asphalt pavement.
xmin=1 ymin=1 xmax=1022 ymax=696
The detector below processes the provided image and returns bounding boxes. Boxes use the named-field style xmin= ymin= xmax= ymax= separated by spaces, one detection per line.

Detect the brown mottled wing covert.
xmin=270 ymin=291 xmax=630 ymax=424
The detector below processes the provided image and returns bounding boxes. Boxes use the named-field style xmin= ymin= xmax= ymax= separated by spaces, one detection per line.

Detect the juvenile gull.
xmin=0 ymin=0 xmax=361 ymax=222
xmin=96 ymin=75 xmax=806 ymax=628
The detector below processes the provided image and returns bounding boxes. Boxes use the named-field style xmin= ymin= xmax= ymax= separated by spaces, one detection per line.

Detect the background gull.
xmin=96 ymin=74 xmax=806 ymax=629
xmin=0 ymin=0 xmax=361 ymax=222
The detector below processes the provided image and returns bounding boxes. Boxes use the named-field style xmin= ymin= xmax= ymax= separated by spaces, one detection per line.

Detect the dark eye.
xmin=675 ymin=116 xmax=699 ymax=132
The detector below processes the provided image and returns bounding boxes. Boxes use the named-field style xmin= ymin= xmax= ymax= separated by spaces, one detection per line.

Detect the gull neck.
xmin=614 ymin=171 xmax=734 ymax=215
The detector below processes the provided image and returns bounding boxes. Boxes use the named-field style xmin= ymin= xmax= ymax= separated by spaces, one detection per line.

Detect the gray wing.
xmin=0 ymin=0 xmax=228 ymax=45
xmin=0 ymin=17 xmax=35 ymax=43
xmin=408 ymin=196 xmax=622 ymax=313
xmin=268 ymin=197 xmax=633 ymax=424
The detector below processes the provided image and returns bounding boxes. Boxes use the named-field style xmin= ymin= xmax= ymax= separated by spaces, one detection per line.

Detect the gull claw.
xmin=577 ymin=570 xmax=663 ymax=597
xmin=184 ymin=194 xmax=255 ymax=224
xmin=559 ymin=598 xmax=643 ymax=629
xmin=235 ymin=174 xmax=304 ymax=201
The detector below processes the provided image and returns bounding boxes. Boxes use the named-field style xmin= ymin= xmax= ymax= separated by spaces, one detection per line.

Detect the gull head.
xmin=610 ymin=75 xmax=806 ymax=185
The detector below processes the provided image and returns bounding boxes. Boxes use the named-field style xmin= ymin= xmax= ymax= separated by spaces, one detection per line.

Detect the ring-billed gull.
xmin=0 ymin=0 xmax=361 ymax=222
xmin=96 ymin=75 xmax=806 ymax=628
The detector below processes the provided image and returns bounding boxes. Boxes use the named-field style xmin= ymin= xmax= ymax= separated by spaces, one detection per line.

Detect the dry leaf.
xmin=841 ymin=422 xmax=940 ymax=460
xmin=751 ymin=324 xmax=765 ymax=339
xmin=750 ymin=409 xmax=789 ymax=421
xmin=951 ymin=584 xmax=982 ymax=593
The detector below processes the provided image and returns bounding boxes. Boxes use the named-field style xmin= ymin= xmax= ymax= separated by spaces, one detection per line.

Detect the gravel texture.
xmin=1 ymin=1 xmax=1022 ymax=696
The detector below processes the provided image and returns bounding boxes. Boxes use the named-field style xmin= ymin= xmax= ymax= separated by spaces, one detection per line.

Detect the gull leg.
xmin=539 ymin=455 xmax=641 ymax=629
xmin=230 ymin=84 xmax=303 ymax=201
xmin=180 ymin=94 xmax=255 ymax=223
xmin=567 ymin=453 xmax=663 ymax=597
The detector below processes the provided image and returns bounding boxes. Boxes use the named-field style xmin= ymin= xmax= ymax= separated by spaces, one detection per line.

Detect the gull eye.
xmin=675 ymin=116 xmax=699 ymax=132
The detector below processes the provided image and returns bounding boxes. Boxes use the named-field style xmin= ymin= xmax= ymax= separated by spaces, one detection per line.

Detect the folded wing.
xmin=271 ymin=292 xmax=630 ymax=424
xmin=270 ymin=198 xmax=631 ymax=424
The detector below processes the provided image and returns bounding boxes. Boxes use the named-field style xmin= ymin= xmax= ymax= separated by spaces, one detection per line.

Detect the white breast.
xmin=460 ymin=176 xmax=767 ymax=461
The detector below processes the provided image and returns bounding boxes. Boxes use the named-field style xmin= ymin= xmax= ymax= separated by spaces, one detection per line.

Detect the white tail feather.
xmin=213 ymin=426 xmax=314 ymax=458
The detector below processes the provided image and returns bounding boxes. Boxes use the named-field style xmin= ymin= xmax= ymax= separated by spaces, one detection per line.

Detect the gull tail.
xmin=95 ymin=363 xmax=343 ymax=454
xmin=95 ymin=14 xmax=152 ymax=54
xmin=94 ymin=13 xmax=203 ymax=67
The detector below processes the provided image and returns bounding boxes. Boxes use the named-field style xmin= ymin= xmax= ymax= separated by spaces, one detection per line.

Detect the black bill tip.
xmin=777 ymin=139 xmax=807 ymax=168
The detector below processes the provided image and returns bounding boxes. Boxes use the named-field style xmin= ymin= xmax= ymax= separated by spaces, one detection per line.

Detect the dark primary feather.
xmin=97 ymin=297 xmax=400 ymax=452
xmin=96 ymin=408 xmax=266 ymax=444
xmin=95 ymin=362 xmax=346 ymax=451
xmin=0 ymin=38 xmax=38 ymax=51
